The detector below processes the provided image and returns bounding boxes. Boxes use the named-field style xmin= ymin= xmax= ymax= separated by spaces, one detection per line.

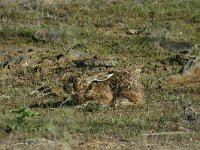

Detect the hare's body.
xmin=64 ymin=68 xmax=143 ymax=107
xmin=106 ymin=70 xmax=143 ymax=106
xmin=70 ymin=81 xmax=113 ymax=106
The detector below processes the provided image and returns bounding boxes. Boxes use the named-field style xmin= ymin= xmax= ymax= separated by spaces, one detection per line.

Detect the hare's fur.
xmin=64 ymin=68 xmax=143 ymax=107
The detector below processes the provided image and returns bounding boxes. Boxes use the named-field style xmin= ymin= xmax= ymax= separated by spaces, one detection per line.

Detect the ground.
xmin=0 ymin=0 xmax=200 ymax=149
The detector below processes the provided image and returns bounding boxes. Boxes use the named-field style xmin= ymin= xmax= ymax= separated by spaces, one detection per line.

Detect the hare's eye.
xmin=74 ymin=78 xmax=81 ymax=84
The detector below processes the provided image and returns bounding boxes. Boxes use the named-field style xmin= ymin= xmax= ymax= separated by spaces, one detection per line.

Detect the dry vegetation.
xmin=0 ymin=0 xmax=200 ymax=149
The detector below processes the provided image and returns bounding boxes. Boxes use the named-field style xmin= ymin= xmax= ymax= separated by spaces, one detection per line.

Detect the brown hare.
xmin=62 ymin=67 xmax=143 ymax=107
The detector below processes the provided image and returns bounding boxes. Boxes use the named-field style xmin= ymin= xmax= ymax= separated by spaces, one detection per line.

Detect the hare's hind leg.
xmin=119 ymin=90 xmax=143 ymax=106
xmin=84 ymin=83 xmax=113 ymax=106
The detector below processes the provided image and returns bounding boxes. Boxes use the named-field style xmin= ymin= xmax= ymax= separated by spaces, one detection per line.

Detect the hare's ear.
xmin=86 ymin=73 xmax=113 ymax=85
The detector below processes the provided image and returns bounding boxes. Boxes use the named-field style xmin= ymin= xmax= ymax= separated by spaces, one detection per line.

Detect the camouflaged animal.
xmin=63 ymin=68 xmax=143 ymax=107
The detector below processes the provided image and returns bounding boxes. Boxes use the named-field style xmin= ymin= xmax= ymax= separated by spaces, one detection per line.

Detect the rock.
xmin=0 ymin=56 xmax=10 ymax=68
xmin=182 ymin=103 xmax=198 ymax=122
xmin=166 ymin=58 xmax=200 ymax=84
xmin=11 ymin=56 xmax=23 ymax=64
xmin=127 ymin=27 xmax=145 ymax=35
xmin=160 ymin=42 xmax=196 ymax=64
xmin=179 ymin=59 xmax=196 ymax=73
xmin=160 ymin=42 xmax=193 ymax=52
xmin=127 ymin=29 xmax=141 ymax=35
xmin=57 ymin=49 xmax=92 ymax=63
xmin=73 ymin=58 xmax=117 ymax=67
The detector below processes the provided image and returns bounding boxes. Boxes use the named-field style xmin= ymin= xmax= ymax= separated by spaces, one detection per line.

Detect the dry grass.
xmin=0 ymin=0 xmax=200 ymax=149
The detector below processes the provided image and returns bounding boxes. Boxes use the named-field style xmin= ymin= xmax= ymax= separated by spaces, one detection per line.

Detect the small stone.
xmin=127 ymin=29 xmax=141 ymax=35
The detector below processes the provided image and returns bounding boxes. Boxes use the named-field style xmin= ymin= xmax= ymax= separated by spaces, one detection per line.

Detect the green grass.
xmin=0 ymin=0 xmax=200 ymax=149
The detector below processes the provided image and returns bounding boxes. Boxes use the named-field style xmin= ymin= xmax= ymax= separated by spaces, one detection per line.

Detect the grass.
xmin=0 ymin=0 xmax=200 ymax=149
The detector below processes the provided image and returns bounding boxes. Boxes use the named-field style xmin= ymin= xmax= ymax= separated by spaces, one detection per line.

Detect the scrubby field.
xmin=0 ymin=0 xmax=200 ymax=149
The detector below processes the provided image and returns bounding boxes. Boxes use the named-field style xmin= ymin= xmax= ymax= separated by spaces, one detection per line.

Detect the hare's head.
xmin=62 ymin=75 xmax=84 ymax=92
xmin=69 ymin=72 xmax=114 ymax=92
xmin=63 ymin=72 xmax=114 ymax=105
xmin=62 ymin=75 xmax=85 ymax=94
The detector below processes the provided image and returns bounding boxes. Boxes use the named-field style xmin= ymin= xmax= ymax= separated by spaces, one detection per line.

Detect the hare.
xmin=63 ymin=67 xmax=143 ymax=107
